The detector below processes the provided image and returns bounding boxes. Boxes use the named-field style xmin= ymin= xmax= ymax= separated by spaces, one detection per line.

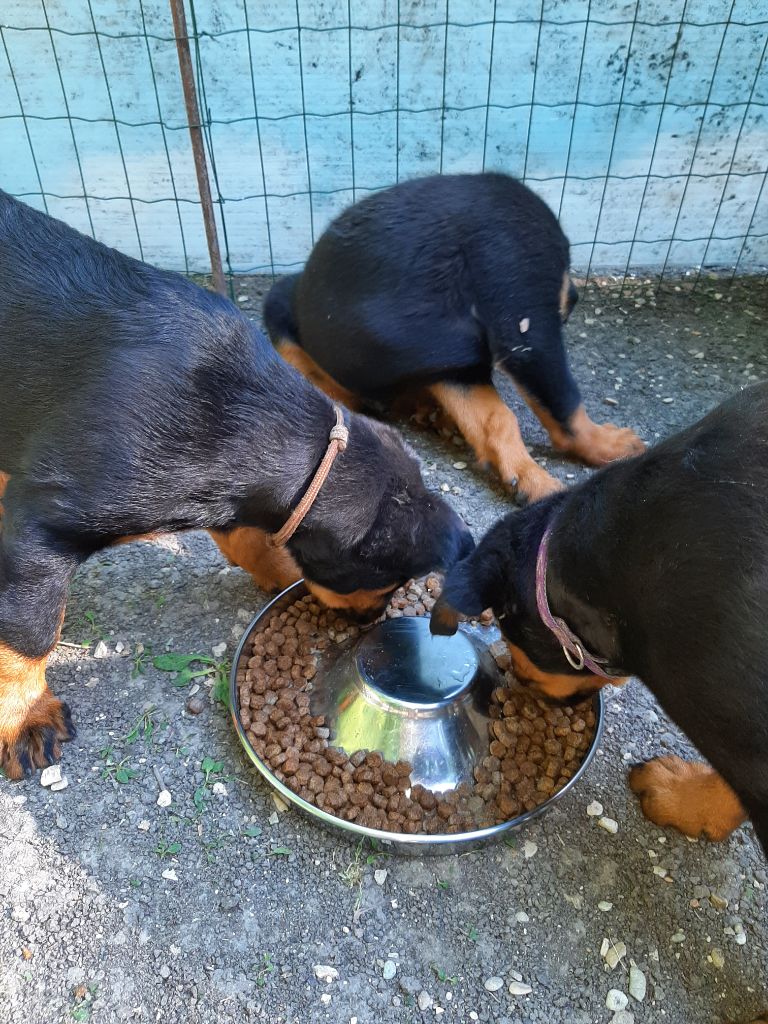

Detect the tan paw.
xmin=629 ymin=756 xmax=746 ymax=842
xmin=512 ymin=464 xmax=565 ymax=504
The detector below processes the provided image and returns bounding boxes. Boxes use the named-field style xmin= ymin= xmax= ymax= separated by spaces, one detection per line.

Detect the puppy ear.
xmin=429 ymin=541 xmax=503 ymax=636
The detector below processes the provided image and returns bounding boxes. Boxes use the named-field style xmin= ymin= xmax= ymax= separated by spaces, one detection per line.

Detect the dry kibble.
xmin=236 ymin=576 xmax=595 ymax=834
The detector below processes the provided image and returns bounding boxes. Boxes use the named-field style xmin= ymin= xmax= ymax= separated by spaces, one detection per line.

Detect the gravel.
xmin=0 ymin=279 xmax=766 ymax=1024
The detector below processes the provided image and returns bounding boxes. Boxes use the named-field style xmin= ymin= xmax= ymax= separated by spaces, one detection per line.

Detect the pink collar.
xmin=535 ymin=523 xmax=619 ymax=680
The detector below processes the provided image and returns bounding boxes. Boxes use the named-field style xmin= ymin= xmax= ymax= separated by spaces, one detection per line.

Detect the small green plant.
xmin=464 ymin=925 xmax=479 ymax=942
xmin=155 ymin=840 xmax=181 ymax=859
xmin=100 ymin=750 xmax=137 ymax=784
xmin=129 ymin=878 xmax=142 ymax=889
xmin=267 ymin=846 xmax=291 ymax=858
xmin=125 ymin=706 xmax=160 ymax=745
xmin=131 ymin=644 xmax=152 ymax=679
xmin=338 ymin=840 xmax=366 ymax=889
xmin=432 ymin=965 xmax=458 ymax=984
xmin=436 ymin=880 xmax=450 ymax=890
xmin=193 ymin=755 xmax=226 ymax=813
xmin=242 ymin=825 xmax=263 ymax=838
xmin=253 ymin=952 xmax=275 ymax=988
xmin=201 ymin=833 xmax=231 ymax=863
xmin=80 ymin=609 xmax=108 ymax=647
xmin=71 ymin=1008 xmax=90 ymax=1023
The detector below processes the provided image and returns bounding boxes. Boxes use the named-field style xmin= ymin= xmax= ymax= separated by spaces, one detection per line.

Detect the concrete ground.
xmin=1 ymin=277 xmax=767 ymax=1024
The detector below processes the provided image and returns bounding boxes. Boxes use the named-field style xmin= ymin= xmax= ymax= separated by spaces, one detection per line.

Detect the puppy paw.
xmin=571 ymin=422 xmax=645 ymax=466
xmin=629 ymin=756 xmax=746 ymax=842
xmin=511 ymin=465 xmax=565 ymax=505
xmin=0 ymin=692 xmax=75 ymax=780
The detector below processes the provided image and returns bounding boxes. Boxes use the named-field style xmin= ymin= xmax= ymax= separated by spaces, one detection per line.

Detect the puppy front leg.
xmin=209 ymin=527 xmax=301 ymax=593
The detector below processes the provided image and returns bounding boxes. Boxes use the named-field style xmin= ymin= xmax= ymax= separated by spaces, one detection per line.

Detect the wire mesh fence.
xmin=1 ymin=0 xmax=767 ymax=292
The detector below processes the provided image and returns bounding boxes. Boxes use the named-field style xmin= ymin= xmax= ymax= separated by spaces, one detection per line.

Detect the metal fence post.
xmin=168 ymin=0 xmax=226 ymax=295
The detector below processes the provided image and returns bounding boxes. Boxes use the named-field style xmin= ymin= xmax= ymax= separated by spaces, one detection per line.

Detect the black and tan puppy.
xmin=0 ymin=191 xmax=473 ymax=780
xmin=264 ymin=172 xmax=644 ymax=503
xmin=431 ymin=383 xmax=768 ymax=863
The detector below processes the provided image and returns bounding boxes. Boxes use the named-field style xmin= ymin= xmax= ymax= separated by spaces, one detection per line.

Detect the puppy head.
xmin=430 ymin=514 xmax=612 ymax=703
xmin=291 ymin=419 xmax=475 ymax=621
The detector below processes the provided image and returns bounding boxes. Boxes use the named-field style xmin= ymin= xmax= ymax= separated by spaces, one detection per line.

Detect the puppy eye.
xmin=519 ymin=317 xmax=530 ymax=334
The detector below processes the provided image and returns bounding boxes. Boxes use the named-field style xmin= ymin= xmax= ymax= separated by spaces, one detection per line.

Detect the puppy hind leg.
xmin=429 ymin=382 xmax=562 ymax=504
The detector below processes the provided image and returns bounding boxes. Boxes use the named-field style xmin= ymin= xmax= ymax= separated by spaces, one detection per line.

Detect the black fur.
xmin=0 ymin=191 xmax=473 ymax=661
xmin=263 ymin=172 xmax=581 ymax=425
xmin=434 ymin=384 xmax=768 ymax=854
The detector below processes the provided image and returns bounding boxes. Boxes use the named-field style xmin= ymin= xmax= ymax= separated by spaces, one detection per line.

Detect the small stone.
xmin=508 ymin=981 xmax=532 ymax=996
xmin=653 ymin=866 xmax=668 ymax=878
xmin=320 ymin=993 xmax=331 ymax=1005
xmin=515 ymin=911 xmax=530 ymax=923
xmin=628 ymin=963 xmax=646 ymax=1002
xmin=586 ymin=800 xmax=603 ymax=816
xmin=157 ymin=790 xmax=172 ymax=808
xmin=115 ymin=641 xmax=125 ymax=654
xmin=598 ymin=816 xmax=619 ymax=834
xmin=137 ymin=820 xmax=150 ymax=831
xmin=268 ymin=811 xmax=279 ymax=825
xmin=92 ymin=640 xmax=109 ymax=659
xmin=374 ymin=869 xmax=388 ymax=886
xmin=662 ymin=397 xmax=674 ymax=404
xmin=161 ymin=869 xmax=178 ymax=882
xmin=523 ymin=840 xmax=538 ymax=859
xmin=452 ymin=461 xmax=467 ymax=470
xmin=40 ymin=765 xmax=62 ymax=788
xmin=212 ymin=782 xmax=227 ymax=797
xmin=670 ymin=931 xmax=686 ymax=944
xmin=50 ymin=778 xmax=69 ymax=792
xmin=735 ymin=930 xmax=747 ymax=946
xmin=383 ymin=961 xmax=397 ymax=981
xmin=484 ymin=977 xmax=504 ymax=992
xmin=11 ymin=906 xmax=30 ymax=923
xmin=313 ymin=965 xmax=339 ymax=983
xmin=598 ymin=901 xmax=613 ymax=912
xmin=211 ymin=642 xmax=227 ymax=658
xmin=604 ymin=941 xmax=627 ymax=969
xmin=417 ymin=991 xmax=433 ymax=1011
xmin=606 ymin=990 xmax=628 ymax=1011
xmin=185 ymin=695 xmax=206 ymax=715
xmin=710 ymin=947 xmax=725 ymax=969
xmin=159 ymin=964 xmax=171 ymax=980
xmin=604 ymin=397 xmax=619 ymax=406
xmin=709 ymin=893 xmax=728 ymax=910
xmin=611 ymin=1013 xmax=635 ymax=1024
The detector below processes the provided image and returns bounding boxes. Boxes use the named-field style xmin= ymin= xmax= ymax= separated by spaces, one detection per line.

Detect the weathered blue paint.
xmin=1 ymin=0 xmax=766 ymax=274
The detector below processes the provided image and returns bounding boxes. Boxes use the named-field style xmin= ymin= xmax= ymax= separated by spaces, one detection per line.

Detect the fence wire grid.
xmin=1 ymin=0 xmax=767 ymax=293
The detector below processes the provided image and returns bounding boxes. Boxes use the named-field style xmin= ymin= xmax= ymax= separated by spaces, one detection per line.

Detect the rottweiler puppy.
xmin=264 ymin=172 xmax=644 ymax=504
xmin=431 ymin=383 xmax=768 ymax=867
xmin=0 ymin=191 xmax=473 ymax=780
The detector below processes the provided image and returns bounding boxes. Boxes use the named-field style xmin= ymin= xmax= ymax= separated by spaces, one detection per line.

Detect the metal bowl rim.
xmin=229 ymin=580 xmax=606 ymax=849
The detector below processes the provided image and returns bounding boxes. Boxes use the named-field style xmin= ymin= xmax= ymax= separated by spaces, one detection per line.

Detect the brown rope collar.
xmin=267 ymin=405 xmax=350 ymax=549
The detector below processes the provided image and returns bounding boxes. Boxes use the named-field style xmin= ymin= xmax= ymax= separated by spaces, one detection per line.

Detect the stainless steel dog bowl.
xmin=230 ymin=581 xmax=604 ymax=856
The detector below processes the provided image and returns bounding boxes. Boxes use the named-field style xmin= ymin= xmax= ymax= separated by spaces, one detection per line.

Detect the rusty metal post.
xmin=169 ymin=0 xmax=226 ymax=295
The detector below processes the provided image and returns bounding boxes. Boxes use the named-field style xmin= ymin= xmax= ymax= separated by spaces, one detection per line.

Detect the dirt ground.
xmin=1 ymin=276 xmax=767 ymax=1024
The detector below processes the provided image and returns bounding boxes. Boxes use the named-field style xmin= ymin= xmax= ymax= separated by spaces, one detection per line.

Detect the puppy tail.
xmin=263 ymin=273 xmax=302 ymax=348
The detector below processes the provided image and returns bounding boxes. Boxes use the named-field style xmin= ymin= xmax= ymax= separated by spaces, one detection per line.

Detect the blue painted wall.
xmin=1 ymin=0 xmax=766 ymax=275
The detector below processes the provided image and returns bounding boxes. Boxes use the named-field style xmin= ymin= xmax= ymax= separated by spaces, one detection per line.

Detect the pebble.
xmin=735 ymin=930 xmax=747 ymax=946
xmin=11 ymin=906 xmax=30 ymax=923
xmin=606 ymin=990 xmax=628 ymax=1011
xmin=185 ymin=695 xmax=206 ymax=715
xmin=40 ymin=765 xmax=62 ymax=788
xmin=598 ymin=816 xmax=619 ymax=834
xmin=653 ymin=866 xmax=668 ymax=878
xmin=709 ymin=893 xmax=728 ymax=910
xmin=268 ymin=811 xmax=279 ymax=825
xmin=320 ymin=993 xmax=331 ymax=1005
xmin=628 ymin=963 xmax=646 ymax=1002
xmin=159 ymin=964 xmax=171 ymax=979
xmin=611 ymin=1013 xmax=635 ymax=1024
xmin=374 ymin=869 xmax=388 ymax=886
xmin=670 ymin=931 xmax=686 ymax=943
xmin=603 ymin=940 xmax=627 ymax=969
xmin=484 ymin=977 xmax=504 ymax=992
xmin=452 ymin=461 xmax=467 ymax=470
xmin=313 ymin=965 xmax=339 ymax=983
xmin=161 ymin=869 xmax=178 ymax=882
xmin=508 ymin=981 xmax=532 ymax=996
xmin=662 ymin=397 xmax=674 ymax=404
xmin=586 ymin=800 xmax=603 ymax=816
xmin=417 ymin=991 xmax=433 ymax=1011
xmin=598 ymin=901 xmax=613 ymax=912
xmin=523 ymin=840 xmax=538 ymax=859
xmin=709 ymin=948 xmax=725 ymax=969
xmin=137 ymin=819 xmax=150 ymax=831
xmin=93 ymin=640 xmax=109 ymax=659
xmin=211 ymin=642 xmax=227 ymax=658
xmin=382 ymin=961 xmax=397 ymax=981
xmin=604 ymin=397 xmax=619 ymax=406
xmin=515 ymin=911 xmax=530 ymax=923
xmin=157 ymin=790 xmax=172 ymax=808
xmin=212 ymin=782 xmax=227 ymax=797
xmin=50 ymin=778 xmax=69 ymax=792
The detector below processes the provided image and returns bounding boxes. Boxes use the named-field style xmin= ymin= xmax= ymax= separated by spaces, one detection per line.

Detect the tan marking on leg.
xmin=516 ymin=391 xmax=646 ymax=467
xmin=305 ymin=581 xmax=395 ymax=621
xmin=0 ymin=643 xmax=73 ymax=780
xmin=429 ymin=382 xmax=562 ymax=503
xmin=111 ymin=532 xmax=164 ymax=547
xmin=507 ymin=643 xmax=627 ymax=700
xmin=629 ymin=756 xmax=747 ymax=841
xmin=275 ymin=339 xmax=360 ymax=409
xmin=0 ymin=472 xmax=8 ymax=522
xmin=559 ymin=272 xmax=572 ymax=322
xmin=208 ymin=527 xmax=301 ymax=593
